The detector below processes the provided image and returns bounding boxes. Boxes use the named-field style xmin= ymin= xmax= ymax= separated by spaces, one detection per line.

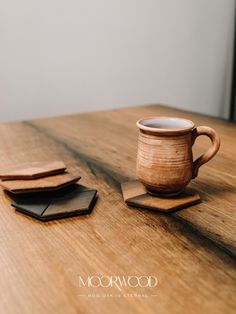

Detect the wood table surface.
xmin=0 ymin=104 xmax=235 ymax=314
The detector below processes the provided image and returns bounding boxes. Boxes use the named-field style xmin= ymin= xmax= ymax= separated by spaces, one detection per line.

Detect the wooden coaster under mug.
xmin=121 ymin=180 xmax=201 ymax=213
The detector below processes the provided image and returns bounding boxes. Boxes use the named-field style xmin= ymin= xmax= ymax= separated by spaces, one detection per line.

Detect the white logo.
xmin=78 ymin=275 xmax=158 ymax=292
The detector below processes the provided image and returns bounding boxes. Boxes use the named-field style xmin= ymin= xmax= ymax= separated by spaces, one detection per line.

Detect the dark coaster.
xmin=0 ymin=161 xmax=66 ymax=180
xmin=121 ymin=180 xmax=201 ymax=213
xmin=11 ymin=184 xmax=97 ymax=221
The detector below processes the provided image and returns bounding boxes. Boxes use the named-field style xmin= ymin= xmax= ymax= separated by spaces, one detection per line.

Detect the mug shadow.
xmin=190 ymin=178 xmax=236 ymax=199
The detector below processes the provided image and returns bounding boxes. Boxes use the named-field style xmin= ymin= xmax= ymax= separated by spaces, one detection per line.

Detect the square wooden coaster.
xmin=121 ymin=180 xmax=201 ymax=213
xmin=0 ymin=161 xmax=66 ymax=180
xmin=0 ymin=172 xmax=81 ymax=194
xmin=11 ymin=184 xmax=97 ymax=221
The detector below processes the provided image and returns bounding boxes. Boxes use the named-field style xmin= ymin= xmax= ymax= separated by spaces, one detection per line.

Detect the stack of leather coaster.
xmin=0 ymin=161 xmax=97 ymax=221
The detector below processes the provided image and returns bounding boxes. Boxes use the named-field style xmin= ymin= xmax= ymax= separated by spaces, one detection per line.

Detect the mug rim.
xmin=136 ymin=116 xmax=195 ymax=134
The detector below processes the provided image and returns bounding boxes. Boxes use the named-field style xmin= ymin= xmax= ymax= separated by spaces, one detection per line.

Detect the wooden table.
xmin=0 ymin=104 xmax=235 ymax=314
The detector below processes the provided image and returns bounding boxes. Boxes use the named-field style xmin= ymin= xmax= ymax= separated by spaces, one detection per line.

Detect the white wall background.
xmin=0 ymin=0 xmax=235 ymax=122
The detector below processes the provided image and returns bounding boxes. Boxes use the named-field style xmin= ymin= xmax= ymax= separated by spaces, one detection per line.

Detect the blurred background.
xmin=0 ymin=0 xmax=235 ymax=122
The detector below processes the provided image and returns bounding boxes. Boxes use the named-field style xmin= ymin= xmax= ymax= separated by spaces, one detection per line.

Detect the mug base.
xmin=146 ymin=188 xmax=183 ymax=198
xmin=121 ymin=180 xmax=201 ymax=213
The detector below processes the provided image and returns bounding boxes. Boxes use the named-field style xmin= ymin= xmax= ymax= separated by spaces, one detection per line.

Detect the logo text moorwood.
xmin=78 ymin=276 xmax=158 ymax=291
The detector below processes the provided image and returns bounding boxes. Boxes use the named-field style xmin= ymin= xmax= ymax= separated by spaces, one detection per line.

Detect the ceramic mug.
xmin=136 ymin=117 xmax=220 ymax=196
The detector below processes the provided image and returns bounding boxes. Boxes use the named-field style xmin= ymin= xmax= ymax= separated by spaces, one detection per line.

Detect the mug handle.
xmin=192 ymin=126 xmax=220 ymax=178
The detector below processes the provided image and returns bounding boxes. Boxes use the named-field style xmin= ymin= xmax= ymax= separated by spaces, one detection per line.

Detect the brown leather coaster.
xmin=0 ymin=172 xmax=81 ymax=194
xmin=0 ymin=161 xmax=66 ymax=180
xmin=11 ymin=184 xmax=97 ymax=221
xmin=121 ymin=180 xmax=201 ymax=213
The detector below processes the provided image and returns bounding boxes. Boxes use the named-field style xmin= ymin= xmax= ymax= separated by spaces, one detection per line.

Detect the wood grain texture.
xmin=0 ymin=104 xmax=235 ymax=314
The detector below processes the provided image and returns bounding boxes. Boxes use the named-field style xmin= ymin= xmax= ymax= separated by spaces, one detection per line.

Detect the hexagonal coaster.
xmin=0 ymin=172 xmax=81 ymax=194
xmin=121 ymin=180 xmax=201 ymax=213
xmin=11 ymin=184 xmax=97 ymax=221
xmin=0 ymin=161 xmax=66 ymax=180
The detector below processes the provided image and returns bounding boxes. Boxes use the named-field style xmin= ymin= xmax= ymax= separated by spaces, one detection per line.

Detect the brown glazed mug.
xmin=136 ymin=117 xmax=220 ymax=196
